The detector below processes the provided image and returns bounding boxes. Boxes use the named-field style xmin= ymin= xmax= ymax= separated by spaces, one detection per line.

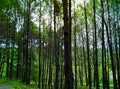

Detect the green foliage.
xmin=54 ymin=0 xmax=62 ymax=16
xmin=9 ymin=81 xmax=32 ymax=89
xmin=30 ymin=48 xmax=39 ymax=84
xmin=0 ymin=0 xmax=119 ymax=88
xmin=76 ymin=86 xmax=95 ymax=89
xmin=0 ymin=78 xmax=32 ymax=89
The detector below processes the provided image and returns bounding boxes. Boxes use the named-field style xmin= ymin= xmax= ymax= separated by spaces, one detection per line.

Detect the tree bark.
xmin=93 ymin=0 xmax=99 ymax=88
xmin=84 ymin=2 xmax=91 ymax=89
xmin=63 ymin=0 xmax=73 ymax=89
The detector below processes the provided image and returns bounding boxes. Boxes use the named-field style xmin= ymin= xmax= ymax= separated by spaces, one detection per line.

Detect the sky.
xmin=75 ymin=0 xmax=89 ymax=6
xmin=32 ymin=0 xmax=90 ymax=30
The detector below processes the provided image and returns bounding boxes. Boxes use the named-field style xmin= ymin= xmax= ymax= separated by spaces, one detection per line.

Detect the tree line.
xmin=0 ymin=0 xmax=120 ymax=89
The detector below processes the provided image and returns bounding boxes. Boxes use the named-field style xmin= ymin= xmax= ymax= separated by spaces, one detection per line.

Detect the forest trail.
xmin=0 ymin=84 xmax=14 ymax=89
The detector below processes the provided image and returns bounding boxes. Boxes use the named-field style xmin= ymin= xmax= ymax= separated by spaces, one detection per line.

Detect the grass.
xmin=0 ymin=77 xmax=113 ymax=89
xmin=0 ymin=78 xmax=33 ymax=89
xmin=76 ymin=85 xmax=96 ymax=89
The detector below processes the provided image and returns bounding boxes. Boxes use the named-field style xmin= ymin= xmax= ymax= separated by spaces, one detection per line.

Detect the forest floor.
xmin=0 ymin=84 xmax=14 ymax=89
xmin=0 ymin=83 xmax=38 ymax=89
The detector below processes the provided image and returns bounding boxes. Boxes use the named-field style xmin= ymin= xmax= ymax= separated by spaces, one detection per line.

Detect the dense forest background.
xmin=0 ymin=0 xmax=120 ymax=89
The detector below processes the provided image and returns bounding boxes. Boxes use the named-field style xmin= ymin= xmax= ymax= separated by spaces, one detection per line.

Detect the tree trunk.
xmin=6 ymin=15 xmax=10 ymax=78
xmin=54 ymin=1 xmax=60 ymax=89
xmin=81 ymin=34 xmax=88 ymax=86
xmin=84 ymin=2 xmax=91 ymax=89
xmin=63 ymin=0 xmax=73 ymax=89
xmin=38 ymin=0 xmax=42 ymax=88
xmin=23 ymin=0 xmax=30 ymax=84
xmin=115 ymin=0 xmax=120 ymax=88
xmin=104 ymin=1 xmax=117 ymax=88
xmin=74 ymin=1 xmax=77 ymax=88
xmin=101 ymin=0 xmax=107 ymax=88
xmin=93 ymin=0 xmax=99 ymax=88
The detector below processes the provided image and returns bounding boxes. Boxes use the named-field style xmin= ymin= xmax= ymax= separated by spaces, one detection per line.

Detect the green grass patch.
xmin=0 ymin=78 xmax=33 ymax=89
xmin=76 ymin=86 xmax=96 ymax=89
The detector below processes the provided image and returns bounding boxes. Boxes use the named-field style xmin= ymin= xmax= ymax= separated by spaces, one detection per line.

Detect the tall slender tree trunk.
xmin=104 ymin=0 xmax=117 ymax=88
xmin=101 ymin=0 xmax=107 ymax=88
xmin=60 ymin=35 xmax=64 ymax=89
xmin=38 ymin=0 xmax=41 ymax=88
xmin=101 ymin=0 xmax=104 ymax=87
xmin=41 ymin=47 xmax=43 ymax=89
xmin=16 ymin=37 xmax=21 ymax=79
xmin=92 ymin=27 xmax=96 ymax=87
xmin=93 ymin=0 xmax=99 ymax=88
xmin=63 ymin=0 xmax=73 ymax=89
xmin=118 ymin=28 xmax=120 ymax=89
xmin=115 ymin=0 xmax=120 ymax=88
xmin=81 ymin=34 xmax=88 ymax=86
xmin=10 ymin=7 xmax=17 ymax=78
xmin=74 ymin=1 xmax=77 ymax=88
xmin=6 ymin=15 xmax=10 ymax=78
xmin=48 ymin=24 xmax=52 ymax=89
xmin=84 ymin=2 xmax=91 ymax=89
xmin=48 ymin=33 xmax=52 ymax=89
xmin=106 ymin=46 xmax=110 ymax=89
xmin=104 ymin=18 xmax=117 ymax=89
xmin=10 ymin=29 xmax=15 ymax=78
xmin=23 ymin=0 xmax=30 ymax=84
xmin=54 ymin=1 xmax=60 ymax=89
xmin=0 ymin=49 xmax=5 ymax=78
